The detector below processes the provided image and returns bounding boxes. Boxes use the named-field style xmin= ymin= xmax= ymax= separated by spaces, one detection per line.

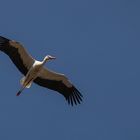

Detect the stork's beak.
xmin=49 ymin=56 xmax=56 ymax=60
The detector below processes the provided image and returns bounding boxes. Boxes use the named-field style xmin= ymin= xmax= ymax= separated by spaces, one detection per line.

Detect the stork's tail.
xmin=20 ymin=77 xmax=32 ymax=88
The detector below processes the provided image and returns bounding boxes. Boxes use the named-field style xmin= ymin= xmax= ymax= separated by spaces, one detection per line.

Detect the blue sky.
xmin=0 ymin=0 xmax=140 ymax=139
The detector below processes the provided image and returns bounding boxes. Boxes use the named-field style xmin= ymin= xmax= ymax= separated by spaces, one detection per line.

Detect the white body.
xmin=21 ymin=61 xmax=43 ymax=88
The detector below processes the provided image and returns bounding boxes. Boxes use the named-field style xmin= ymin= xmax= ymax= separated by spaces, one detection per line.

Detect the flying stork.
xmin=0 ymin=36 xmax=83 ymax=106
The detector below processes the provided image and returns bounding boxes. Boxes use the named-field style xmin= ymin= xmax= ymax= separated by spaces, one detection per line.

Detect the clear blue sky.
xmin=0 ymin=0 xmax=140 ymax=139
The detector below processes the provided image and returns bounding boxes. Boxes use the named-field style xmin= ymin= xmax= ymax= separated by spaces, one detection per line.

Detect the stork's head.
xmin=43 ymin=55 xmax=56 ymax=62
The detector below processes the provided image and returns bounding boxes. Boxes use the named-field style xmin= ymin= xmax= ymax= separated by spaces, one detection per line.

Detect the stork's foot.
xmin=16 ymin=91 xmax=21 ymax=96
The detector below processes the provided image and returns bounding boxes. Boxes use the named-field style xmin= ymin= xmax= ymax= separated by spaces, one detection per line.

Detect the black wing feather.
xmin=0 ymin=36 xmax=31 ymax=75
xmin=34 ymin=77 xmax=83 ymax=106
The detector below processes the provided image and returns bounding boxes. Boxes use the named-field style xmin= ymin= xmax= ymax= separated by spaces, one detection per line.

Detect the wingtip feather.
xmin=65 ymin=86 xmax=83 ymax=106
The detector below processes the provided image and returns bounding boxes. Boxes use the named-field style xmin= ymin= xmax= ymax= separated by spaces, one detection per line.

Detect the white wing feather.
xmin=38 ymin=67 xmax=73 ymax=88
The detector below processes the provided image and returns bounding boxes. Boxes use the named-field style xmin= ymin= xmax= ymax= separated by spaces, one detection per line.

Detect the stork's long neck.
xmin=42 ymin=57 xmax=48 ymax=65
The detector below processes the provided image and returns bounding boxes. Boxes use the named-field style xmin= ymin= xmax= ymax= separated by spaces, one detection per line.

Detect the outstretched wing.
xmin=0 ymin=36 xmax=35 ymax=75
xmin=34 ymin=68 xmax=83 ymax=106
